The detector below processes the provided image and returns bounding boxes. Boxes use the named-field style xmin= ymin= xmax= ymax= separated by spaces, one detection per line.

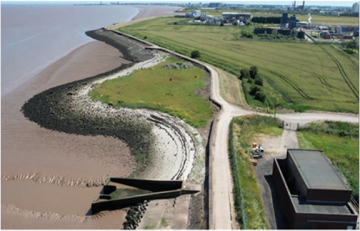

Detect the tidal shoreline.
xmin=2 ymin=5 xmax=190 ymax=229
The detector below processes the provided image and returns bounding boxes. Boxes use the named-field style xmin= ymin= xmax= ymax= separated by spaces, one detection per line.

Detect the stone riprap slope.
xmin=21 ymin=46 xmax=196 ymax=184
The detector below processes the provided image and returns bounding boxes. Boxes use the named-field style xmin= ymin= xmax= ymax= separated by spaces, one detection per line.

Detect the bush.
xmin=232 ymin=20 xmax=239 ymax=26
xmin=254 ymin=76 xmax=263 ymax=86
xmin=255 ymin=91 xmax=266 ymax=102
xmin=220 ymin=22 xmax=224 ymax=26
xmin=250 ymin=85 xmax=261 ymax=96
xmin=143 ymin=36 xmax=147 ymax=39
xmin=241 ymin=30 xmax=253 ymax=38
xmin=239 ymin=68 xmax=250 ymax=80
xmin=249 ymin=66 xmax=258 ymax=79
xmin=191 ymin=50 xmax=201 ymax=59
xmin=345 ymin=48 xmax=357 ymax=54
xmin=342 ymin=38 xmax=359 ymax=50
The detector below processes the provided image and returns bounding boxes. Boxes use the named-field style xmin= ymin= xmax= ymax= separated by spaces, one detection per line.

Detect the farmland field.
xmin=117 ymin=17 xmax=359 ymax=113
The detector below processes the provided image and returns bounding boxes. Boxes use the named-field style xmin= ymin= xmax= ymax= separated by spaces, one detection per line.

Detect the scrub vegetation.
xmin=117 ymin=17 xmax=358 ymax=113
xmin=297 ymin=121 xmax=359 ymax=202
xmin=230 ymin=115 xmax=283 ymax=229
xmin=89 ymin=57 xmax=214 ymax=128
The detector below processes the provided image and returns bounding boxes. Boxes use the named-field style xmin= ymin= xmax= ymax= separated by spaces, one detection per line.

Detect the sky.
xmin=1 ymin=0 xmax=357 ymax=7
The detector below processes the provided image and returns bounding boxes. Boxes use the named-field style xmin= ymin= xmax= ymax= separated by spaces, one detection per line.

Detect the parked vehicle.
xmin=251 ymin=143 xmax=264 ymax=159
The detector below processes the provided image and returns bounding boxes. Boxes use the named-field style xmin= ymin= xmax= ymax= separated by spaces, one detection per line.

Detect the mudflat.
xmin=1 ymin=5 xmax=179 ymax=229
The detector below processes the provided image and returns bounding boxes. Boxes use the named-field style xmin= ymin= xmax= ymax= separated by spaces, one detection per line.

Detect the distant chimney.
xmin=302 ymin=1 xmax=305 ymax=11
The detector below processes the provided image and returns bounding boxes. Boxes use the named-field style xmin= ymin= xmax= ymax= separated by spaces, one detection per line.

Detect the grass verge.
xmin=297 ymin=121 xmax=359 ymax=202
xmin=89 ymin=57 xmax=214 ymax=128
xmin=160 ymin=218 xmax=168 ymax=227
xmin=211 ymin=64 xmax=248 ymax=108
xmin=230 ymin=115 xmax=283 ymax=229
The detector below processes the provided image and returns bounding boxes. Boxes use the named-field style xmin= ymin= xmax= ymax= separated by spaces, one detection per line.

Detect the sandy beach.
xmin=1 ymin=5 xmax=181 ymax=229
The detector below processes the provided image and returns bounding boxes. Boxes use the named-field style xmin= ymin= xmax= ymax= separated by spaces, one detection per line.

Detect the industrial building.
xmin=291 ymin=1 xmax=306 ymax=11
xmin=273 ymin=149 xmax=358 ymax=229
xmin=289 ymin=14 xmax=297 ymax=30
xmin=189 ymin=10 xmax=201 ymax=18
xmin=354 ymin=27 xmax=359 ymax=37
xmin=280 ymin=12 xmax=288 ymax=27
xmin=352 ymin=2 xmax=359 ymax=13
xmin=222 ymin=12 xmax=251 ymax=23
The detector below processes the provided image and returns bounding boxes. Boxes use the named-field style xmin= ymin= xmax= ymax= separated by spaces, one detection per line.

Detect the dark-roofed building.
xmin=273 ymin=149 xmax=358 ymax=229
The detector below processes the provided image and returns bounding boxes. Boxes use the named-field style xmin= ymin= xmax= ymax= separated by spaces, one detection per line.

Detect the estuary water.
xmin=1 ymin=3 xmax=139 ymax=96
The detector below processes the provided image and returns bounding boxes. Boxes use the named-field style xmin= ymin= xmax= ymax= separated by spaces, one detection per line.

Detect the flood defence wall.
xmin=91 ymin=189 xmax=182 ymax=214
xmin=109 ymin=177 xmax=183 ymax=192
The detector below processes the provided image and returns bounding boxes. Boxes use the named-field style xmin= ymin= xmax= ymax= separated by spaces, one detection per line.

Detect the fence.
xmin=229 ymin=118 xmax=246 ymax=229
xmin=283 ymin=121 xmax=299 ymax=131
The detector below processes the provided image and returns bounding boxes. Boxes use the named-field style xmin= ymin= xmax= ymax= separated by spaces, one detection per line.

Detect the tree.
xmin=249 ymin=66 xmax=258 ymax=79
xmin=239 ymin=68 xmax=250 ymax=80
xmin=191 ymin=50 xmax=201 ymax=59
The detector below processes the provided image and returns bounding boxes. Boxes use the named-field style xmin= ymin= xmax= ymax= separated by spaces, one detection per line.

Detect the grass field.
xmin=297 ymin=121 xmax=359 ymax=202
xmin=89 ymin=57 xmax=213 ymax=128
xmin=230 ymin=115 xmax=283 ymax=229
xmin=117 ymin=17 xmax=359 ymax=113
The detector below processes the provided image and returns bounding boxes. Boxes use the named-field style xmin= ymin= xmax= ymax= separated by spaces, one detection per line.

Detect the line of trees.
xmin=239 ymin=66 xmax=266 ymax=103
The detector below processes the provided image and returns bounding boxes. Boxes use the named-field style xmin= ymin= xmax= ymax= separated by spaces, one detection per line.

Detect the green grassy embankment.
xmin=297 ymin=121 xmax=359 ymax=202
xmin=117 ymin=17 xmax=358 ymax=113
xmin=230 ymin=115 xmax=283 ymax=229
xmin=89 ymin=57 xmax=213 ymax=128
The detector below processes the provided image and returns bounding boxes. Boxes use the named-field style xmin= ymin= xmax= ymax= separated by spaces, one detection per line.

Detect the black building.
xmin=273 ymin=149 xmax=358 ymax=229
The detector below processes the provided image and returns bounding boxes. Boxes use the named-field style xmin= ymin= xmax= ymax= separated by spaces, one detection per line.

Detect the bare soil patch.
xmin=253 ymin=134 xmax=282 ymax=155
